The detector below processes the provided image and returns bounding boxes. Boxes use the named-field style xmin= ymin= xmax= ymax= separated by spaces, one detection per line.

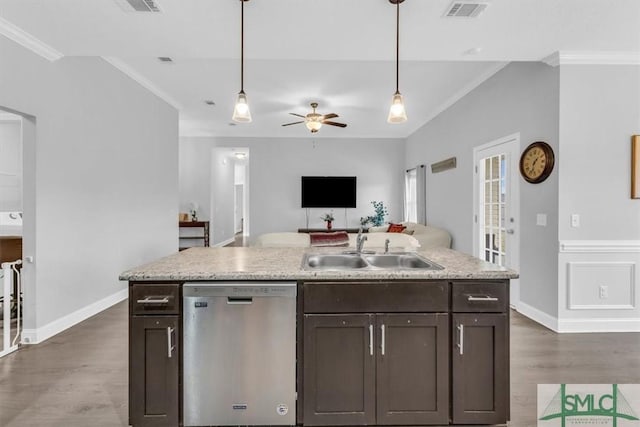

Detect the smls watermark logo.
xmin=538 ymin=384 xmax=640 ymax=426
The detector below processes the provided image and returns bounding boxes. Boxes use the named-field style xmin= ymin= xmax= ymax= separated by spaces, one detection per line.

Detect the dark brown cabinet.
xmin=130 ymin=284 xmax=181 ymax=427
xmin=451 ymin=281 xmax=509 ymax=425
xmin=301 ymin=281 xmax=450 ymax=426
xmin=376 ymin=314 xmax=449 ymax=425
xmin=303 ymin=313 xmax=449 ymax=426
xmin=303 ymin=314 xmax=376 ymax=426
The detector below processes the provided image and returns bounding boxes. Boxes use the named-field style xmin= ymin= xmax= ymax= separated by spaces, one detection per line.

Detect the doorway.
xmin=0 ymin=110 xmax=26 ymax=356
xmin=473 ymin=133 xmax=520 ymax=307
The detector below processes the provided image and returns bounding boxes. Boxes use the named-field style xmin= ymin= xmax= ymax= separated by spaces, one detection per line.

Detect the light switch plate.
xmin=536 ymin=214 xmax=547 ymax=226
xmin=571 ymin=214 xmax=580 ymax=228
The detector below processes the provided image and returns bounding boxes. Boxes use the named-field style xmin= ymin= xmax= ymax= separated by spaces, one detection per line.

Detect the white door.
xmin=473 ymin=134 xmax=520 ymax=308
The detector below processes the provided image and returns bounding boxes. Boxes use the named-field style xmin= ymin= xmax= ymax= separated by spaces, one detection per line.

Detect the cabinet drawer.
xmin=131 ymin=284 xmax=180 ymax=315
xmin=452 ymin=281 xmax=508 ymax=313
xmin=303 ymin=282 xmax=448 ymax=313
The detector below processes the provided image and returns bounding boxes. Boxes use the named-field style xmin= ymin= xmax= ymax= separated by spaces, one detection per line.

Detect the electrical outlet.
xmin=599 ymin=285 xmax=608 ymax=299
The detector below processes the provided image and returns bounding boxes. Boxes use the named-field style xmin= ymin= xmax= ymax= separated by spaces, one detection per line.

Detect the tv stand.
xmin=297 ymin=228 xmax=367 ymax=233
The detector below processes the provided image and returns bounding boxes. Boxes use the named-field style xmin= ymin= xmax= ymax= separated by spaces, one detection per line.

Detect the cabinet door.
xmin=376 ymin=314 xmax=449 ymax=425
xmin=303 ymin=314 xmax=375 ymax=426
xmin=130 ymin=316 xmax=179 ymax=427
xmin=452 ymin=313 xmax=508 ymax=425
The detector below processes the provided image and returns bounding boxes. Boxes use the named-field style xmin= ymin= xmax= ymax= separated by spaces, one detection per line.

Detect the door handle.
xmin=167 ymin=327 xmax=175 ymax=358
xmin=137 ymin=297 xmax=169 ymax=304
xmin=368 ymin=324 xmax=373 ymax=356
xmin=381 ymin=324 xmax=386 ymax=356
xmin=457 ymin=324 xmax=464 ymax=355
xmin=467 ymin=295 xmax=499 ymax=302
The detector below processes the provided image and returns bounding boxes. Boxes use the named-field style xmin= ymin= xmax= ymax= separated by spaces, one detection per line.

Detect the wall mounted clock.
xmin=519 ymin=141 xmax=555 ymax=183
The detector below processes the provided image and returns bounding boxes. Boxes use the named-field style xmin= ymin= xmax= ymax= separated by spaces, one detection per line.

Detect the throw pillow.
xmin=309 ymin=231 xmax=350 ymax=247
xmin=387 ymin=223 xmax=406 ymax=233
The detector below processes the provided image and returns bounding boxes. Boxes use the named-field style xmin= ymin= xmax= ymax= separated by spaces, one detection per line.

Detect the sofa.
xmin=251 ymin=222 xmax=451 ymax=250
xmin=368 ymin=222 xmax=452 ymax=249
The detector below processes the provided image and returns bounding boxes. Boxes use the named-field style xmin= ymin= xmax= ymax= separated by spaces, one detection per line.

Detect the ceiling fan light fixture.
xmin=305 ymin=120 xmax=322 ymax=132
xmin=232 ymin=90 xmax=252 ymax=123
xmin=387 ymin=91 xmax=407 ymax=123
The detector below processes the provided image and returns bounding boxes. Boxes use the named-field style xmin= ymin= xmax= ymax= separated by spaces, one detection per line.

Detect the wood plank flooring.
xmin=0 ymin=301 xmax=638 ymax=427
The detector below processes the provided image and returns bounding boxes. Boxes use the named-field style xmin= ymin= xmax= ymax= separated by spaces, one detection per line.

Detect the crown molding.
xmin=102 ymin=57 xmax=183 ymax=110
xmin=0 ymin=16 xmax=63 ymax=61
xmin=416 ymin=61 xmax=509 ymax=128
xmin=542 ymin=51 xmax=640 ymax=67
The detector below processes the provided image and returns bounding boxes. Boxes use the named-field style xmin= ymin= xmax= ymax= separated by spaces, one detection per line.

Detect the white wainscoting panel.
xmin=558 ymin=240 xmax=640 ymax=333
xmin=567 ymin=262 xmax=635 ymax=310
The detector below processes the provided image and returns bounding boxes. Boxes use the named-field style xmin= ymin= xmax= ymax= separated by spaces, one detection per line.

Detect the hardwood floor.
xmin=0 ymin=301 xmax=128 ymax=427
xmin=0 ymin=302 xmax=638 ymax=427
xmin=224 ymin=232 xmax=248 ymax=247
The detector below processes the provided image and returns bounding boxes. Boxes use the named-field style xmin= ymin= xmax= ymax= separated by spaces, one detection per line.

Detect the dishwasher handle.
xmin=227 ymin=297 xmax=253 ymax=305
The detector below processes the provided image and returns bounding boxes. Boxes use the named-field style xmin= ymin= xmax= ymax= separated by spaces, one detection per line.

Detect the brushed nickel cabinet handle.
xmin=457 ymin=324 xmax=464 ymax=355
xmin=467 ymin=295 xmax=498 ymax=302
xmin=368 ymin=324 xmax=374 ymax=356
xmin=137 ymin=297 xmax=170 ymax=304
xmin=381 ymin=324 xmax=386 ymax=356
xmin=167 ymin=327 xmax=175 ymax=358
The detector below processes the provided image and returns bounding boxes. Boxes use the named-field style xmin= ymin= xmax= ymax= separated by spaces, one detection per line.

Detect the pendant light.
xmin=387 ymin=0 xmax=408 ymax=124
xmin=232 ymin=0 xmax=252 ymax=123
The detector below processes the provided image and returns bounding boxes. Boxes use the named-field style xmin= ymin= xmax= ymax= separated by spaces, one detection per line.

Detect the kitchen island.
xmin=121 ymin=247 xmax=518 ymax=427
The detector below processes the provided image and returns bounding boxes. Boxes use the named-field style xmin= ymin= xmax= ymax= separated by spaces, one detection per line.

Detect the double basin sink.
xmin=303 ymin=252 xmax=443 ymax=271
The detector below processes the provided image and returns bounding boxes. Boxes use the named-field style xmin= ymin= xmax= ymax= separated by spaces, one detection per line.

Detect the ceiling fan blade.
xmin=322 ymin=121 xmax=347 ymax=128
xmin=289 ymin=113 xmax=306 ymax=118
xmin=282 ymin=121 xmax=304 ymax=127
xmin=322 ymin=113 xmax=338 ymax=120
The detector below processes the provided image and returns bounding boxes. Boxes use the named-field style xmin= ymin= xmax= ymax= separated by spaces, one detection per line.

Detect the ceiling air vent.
xmin=444 ymin=1 xmax=488 ymax=18
xmin=114 ymin=0 xmax=162 ymax=12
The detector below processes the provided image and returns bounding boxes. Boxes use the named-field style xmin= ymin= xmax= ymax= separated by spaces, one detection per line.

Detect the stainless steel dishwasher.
xmin=183 ymin=282 xmax=296 ymax=426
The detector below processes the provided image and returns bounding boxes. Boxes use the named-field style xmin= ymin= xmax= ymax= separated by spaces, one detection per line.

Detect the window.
xmin=404 ymin=168 xmax=417 ymax=223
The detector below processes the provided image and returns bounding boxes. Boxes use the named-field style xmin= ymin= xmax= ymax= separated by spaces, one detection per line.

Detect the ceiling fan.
xmin=282 ymin=102 xmax=347 ymax=133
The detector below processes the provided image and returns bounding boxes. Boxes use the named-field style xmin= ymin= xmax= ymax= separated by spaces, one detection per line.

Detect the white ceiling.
xmin=1 ymin=0 xmax=639 ymax=138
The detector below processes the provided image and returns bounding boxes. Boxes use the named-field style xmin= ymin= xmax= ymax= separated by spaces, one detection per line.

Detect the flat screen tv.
xmin=301 ymin=176 xmax=357 ymax=208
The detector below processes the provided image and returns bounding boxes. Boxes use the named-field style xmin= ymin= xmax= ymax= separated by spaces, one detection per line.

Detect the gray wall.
xmin=0 ymin=35 xmax=179 ymax=338
xmin=180 ymin=137 xmax=405 ymax=243
xmin=405 ymin=62 xmax=560 ymax=317
xmin=558 ymin=65 xmax=640 ymax=240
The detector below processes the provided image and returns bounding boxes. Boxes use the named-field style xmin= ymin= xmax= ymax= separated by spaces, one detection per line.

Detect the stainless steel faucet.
xmin=356 ymin=228 xmax=367 ymax=253
xmin=384 ymin=238 xmax=390 ymax=254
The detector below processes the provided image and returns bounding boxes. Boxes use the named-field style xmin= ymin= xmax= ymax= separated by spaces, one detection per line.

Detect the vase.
xmin=326 ymin=221 xmax=332 ymax=230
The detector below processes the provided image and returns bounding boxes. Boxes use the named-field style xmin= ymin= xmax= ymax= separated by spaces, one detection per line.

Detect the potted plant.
xmin=360 ymin=201 xmax=388 ymax=227
xmin=321 ymin=212 xmax=335 ymax=230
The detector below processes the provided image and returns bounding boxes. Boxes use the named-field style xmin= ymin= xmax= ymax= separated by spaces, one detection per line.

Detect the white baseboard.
xmin=21 ymin=288 xmax=128 ymax=345
xmin=516 ymin=301 xmax=559 ymax=332
xmin=214 ymin=237 xmax=235 ymax=247
xmin=517 ymin=301 xmax=640 ymax=333
xmin=557 ymin=317 xmax=640 ymax=333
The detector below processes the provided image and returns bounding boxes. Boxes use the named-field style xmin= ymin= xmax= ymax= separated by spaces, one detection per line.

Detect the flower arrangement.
xmin=360 ymin=200 xmax=388 ymax=227
xmin=320 ymin=212 xmax=335 ymax=222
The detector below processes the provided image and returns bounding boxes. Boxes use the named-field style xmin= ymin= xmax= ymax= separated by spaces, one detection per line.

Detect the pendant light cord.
xmin=395 ymin=0 xmax=400 ymax=94
xmin=240 ymin=0 xmax=245 ymax=93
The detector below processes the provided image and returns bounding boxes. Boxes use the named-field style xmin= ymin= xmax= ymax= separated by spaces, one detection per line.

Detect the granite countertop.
xmin=119 ymin=247 xmax=518 ymax=282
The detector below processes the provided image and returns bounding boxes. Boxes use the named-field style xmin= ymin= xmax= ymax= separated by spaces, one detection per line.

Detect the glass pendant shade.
xmin=232 ymin=91 xmax=252 ymax=123
xmin=387 ymin=92 xmax=407 ymax=123
xmin=305 ymin=120 xmax=322 ymax=132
